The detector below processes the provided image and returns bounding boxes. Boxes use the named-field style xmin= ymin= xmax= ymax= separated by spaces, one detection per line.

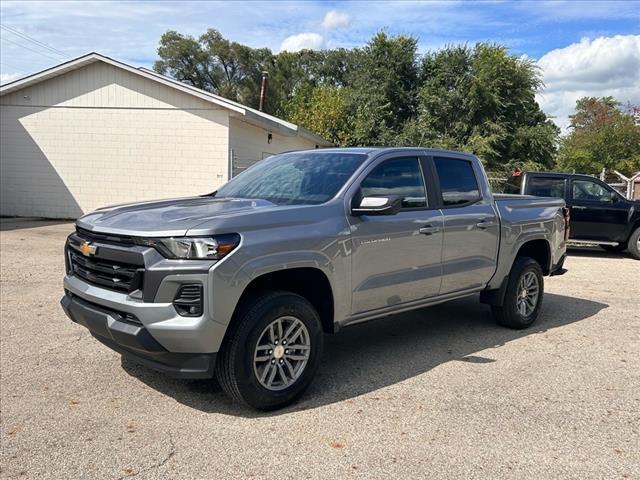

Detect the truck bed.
xmin=493 ymin=193 xmax=565 ymax=210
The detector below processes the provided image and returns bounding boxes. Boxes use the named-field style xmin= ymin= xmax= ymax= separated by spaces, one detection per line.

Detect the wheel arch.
xmin=481 ymin=238 xmax=551 ymax=306
xmin=515 ymin=238 xmax=551 ymax=275
xmin=229 ymin=267 xmax=336 ymax=335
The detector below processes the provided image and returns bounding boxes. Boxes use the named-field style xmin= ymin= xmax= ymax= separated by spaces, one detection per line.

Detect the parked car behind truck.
xmin=61 ymin=148 xmax=569 ymax=410
xmin=515 ymin=171 xmax=640 ymax=259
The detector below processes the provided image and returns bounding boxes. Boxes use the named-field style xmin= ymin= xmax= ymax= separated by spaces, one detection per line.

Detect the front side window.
xmin=216 ymin=152 xmax=367 ymax=205
xmin=572 ymin=180 xmax=616 ymax=203
xmin=433 ymin=157 xmax=481 ymax=206
xmin=359 ymin=157 xmax=427 ymax=208
xmin=528 ymin=177 xmax=565 ymax=198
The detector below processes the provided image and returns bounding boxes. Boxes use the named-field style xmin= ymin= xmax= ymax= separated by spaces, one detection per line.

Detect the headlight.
xmin=136 ymin=234 xmax=240 ymax=260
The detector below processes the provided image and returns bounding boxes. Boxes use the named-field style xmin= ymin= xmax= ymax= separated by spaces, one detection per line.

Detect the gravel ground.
xmin=1 ymin=218 xmax=638 ymax=480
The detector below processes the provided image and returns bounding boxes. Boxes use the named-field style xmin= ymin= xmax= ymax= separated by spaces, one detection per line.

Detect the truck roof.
xmin=522 ymin=171 xmax=602 ymax=181
xmin=310 ymin=147 xmax=476 ymax=158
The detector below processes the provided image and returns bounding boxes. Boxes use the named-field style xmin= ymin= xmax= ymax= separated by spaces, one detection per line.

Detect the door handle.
xmin=572 ymin=206 xmax=587 ymax=210
xmin=419 ymin=225 xmax=440 ymax=235
xmin=475 ymin=220 xmax=496 ymax=229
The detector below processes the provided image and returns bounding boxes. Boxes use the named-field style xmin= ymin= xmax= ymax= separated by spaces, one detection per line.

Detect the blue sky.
xmin=1 ymin=0 xmax=639 ymax=128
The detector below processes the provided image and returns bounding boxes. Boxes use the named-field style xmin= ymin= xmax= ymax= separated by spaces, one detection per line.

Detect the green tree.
xmin=346 ymin=32 xmax=419 ymax=145
xmin=267 ymin=48 xmax=359 ymax=117
xmin=154 ymin=30 xmax=360 ymax=116
xmin=285 ymin=32 xmax=419 ymax=147
xmin=154 ymin=29 xmax=278 ymax=111
xmin=154 ymin=31 xmax=210 ymax=89
xmin=403 ymin=43 xmax=557 ymax=169
xmin=557 ymin=97 xmax=640 ymax=175
xmin=153 ymin=29 xmax=559 ymax=164
xmin=284 ymin=84 xmax=349 ymax=145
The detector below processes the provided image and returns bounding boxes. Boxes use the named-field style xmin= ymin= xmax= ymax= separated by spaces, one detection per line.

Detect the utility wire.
xmin=1 ymin=36 xmax=65 ymax=62
xmin=0 ymin=24 xmax=69 ymax=59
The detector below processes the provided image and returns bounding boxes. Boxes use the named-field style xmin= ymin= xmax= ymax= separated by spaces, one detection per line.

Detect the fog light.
xmin=173 ymin=284 xmax=203 ymax=317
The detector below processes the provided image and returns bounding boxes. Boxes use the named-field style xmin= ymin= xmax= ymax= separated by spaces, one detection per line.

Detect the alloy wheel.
xmin=517 ymin=271 xmax=539 ymax=317
xmin=253 ymin=316 xmax=311 ymax=391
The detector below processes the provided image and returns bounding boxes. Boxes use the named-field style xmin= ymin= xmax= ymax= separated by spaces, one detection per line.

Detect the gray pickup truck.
xmin=61 ymin=148 xmax=568 ymax=410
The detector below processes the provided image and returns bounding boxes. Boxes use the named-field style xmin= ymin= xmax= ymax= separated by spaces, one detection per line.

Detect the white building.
xmin=0 ymin=53 xmax=330 ymax=218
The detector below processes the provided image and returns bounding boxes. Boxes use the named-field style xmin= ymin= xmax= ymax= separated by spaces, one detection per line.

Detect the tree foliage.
xmin=345 ymin=32 xmax=419 ymax=146
xmin=154 ymin=29 xmax=359 ymax=117
xmin=401 ymin=44 xmax=558 ymax=169
xmin=284 ymin=84 xmax=349 ymax=145
xmin=557 ymin=97 xmax=640 ymax=176
xmin=154 ymin=29 xmax=563 ymax=169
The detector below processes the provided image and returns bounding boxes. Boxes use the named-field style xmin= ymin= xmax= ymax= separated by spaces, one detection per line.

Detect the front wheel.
xmin=215 ymin=291 xmax=324 ymax=410
xmin=492 ymin=257 xmax=544 ymax=329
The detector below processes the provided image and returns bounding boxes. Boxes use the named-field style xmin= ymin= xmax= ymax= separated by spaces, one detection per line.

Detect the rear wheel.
xmin=215 ymin=291 xmax=324 ymax=410
xmin=492 ymin=257 xmax=544 ymax=329
xmin=627 ymin=227 xmax=640 ymax=260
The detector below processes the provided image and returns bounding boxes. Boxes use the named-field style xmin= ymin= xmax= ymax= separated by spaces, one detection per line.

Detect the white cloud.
xmin=536 ymin=35 xmax=640 ymax=131
xmin=321 ymin=10 xmax=351 ymax=29
xmin=0 ymin=72 xmax=24 ymax=84
xmin=280 ymin=32 xmax=324 ymax=52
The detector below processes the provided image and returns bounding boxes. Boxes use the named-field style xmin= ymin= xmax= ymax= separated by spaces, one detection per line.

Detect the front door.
xmin=349 ymin=157 xmax=443 ymax=314
xmin=569 ymin=178 xmax=628 ymax=242
xmin=432 ymin=156 xmax=500 ymax=294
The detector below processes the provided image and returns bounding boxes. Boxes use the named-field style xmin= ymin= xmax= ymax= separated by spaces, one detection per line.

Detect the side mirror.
xmin=352 ymin=195 xmax=402 ymax=216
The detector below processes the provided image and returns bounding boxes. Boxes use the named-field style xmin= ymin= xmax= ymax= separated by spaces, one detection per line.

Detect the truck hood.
xmin=77 ymin=196 xmax=279 ymax=237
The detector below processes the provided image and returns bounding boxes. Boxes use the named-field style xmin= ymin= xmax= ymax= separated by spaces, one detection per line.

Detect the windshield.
xmin=216 ymin=152 xmax=367 ymax=205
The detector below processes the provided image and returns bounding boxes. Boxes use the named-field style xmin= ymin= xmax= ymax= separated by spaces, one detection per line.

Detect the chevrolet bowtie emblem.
xmin=79 ymin=241 xmax=97 ymax=256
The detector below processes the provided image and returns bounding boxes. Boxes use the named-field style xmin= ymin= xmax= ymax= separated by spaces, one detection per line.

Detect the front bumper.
xmin=63 ymin=273 xmax=228 ymax=353
xmin=61 ymin=291 xmax=216 ymax=379
xmin=60 ymin=228 xmax=251 ymax=379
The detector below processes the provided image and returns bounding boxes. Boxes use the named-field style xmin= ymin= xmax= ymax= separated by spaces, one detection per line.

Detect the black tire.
xmin=600 ymin=243 xmax=626 ymax=252
xmin=627 ymin=227 xmax=640 ymax=260
xmin=215 ymin=291 xmax=324 ymax=410
xmin=492 ymin=257 xmax=544 ymax=329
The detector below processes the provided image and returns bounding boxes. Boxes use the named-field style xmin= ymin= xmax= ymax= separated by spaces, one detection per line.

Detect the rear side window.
xmin=360 ymin=157 xmax=427 ymax=208
xmin=433 ymin=157 xmax=480 ymax=206
xmin=527 ymin=177 xmax=565 ymax=198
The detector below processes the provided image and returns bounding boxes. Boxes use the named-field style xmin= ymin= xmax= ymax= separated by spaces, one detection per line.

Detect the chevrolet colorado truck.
xmin=61 ymin=148 xmax=569 ymax=410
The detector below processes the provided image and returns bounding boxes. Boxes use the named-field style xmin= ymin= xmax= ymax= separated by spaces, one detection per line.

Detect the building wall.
xmin=1 ymin=61 xmax=229 ymax=218
xmin=228 ymin=117 xmax=319 ymax=177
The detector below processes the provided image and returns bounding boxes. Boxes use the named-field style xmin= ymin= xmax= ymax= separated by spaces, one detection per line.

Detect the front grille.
xmin=69 ymin=250 xmax=142 ymax=293
xmin=76 ymin=227 xmax=134 ymax=245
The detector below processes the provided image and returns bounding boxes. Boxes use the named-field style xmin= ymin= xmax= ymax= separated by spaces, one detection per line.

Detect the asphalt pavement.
xmin=1 ymin=218 xmax=638 ymax=479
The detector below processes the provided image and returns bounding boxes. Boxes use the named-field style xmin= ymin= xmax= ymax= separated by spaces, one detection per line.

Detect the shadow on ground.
xmin=121 ymin=292 xmax=607 ymax=417
xmin=567 ymin=246 xmax=633 ymax=260
xmin=0 ymin=218 xmax=73 ymax=232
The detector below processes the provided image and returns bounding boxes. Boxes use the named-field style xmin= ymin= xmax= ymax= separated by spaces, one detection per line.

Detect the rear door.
xmin=569 ymin=177 xmax=628 ymax=242
xmin=431 ymin=156 xmax=499 ymax=294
